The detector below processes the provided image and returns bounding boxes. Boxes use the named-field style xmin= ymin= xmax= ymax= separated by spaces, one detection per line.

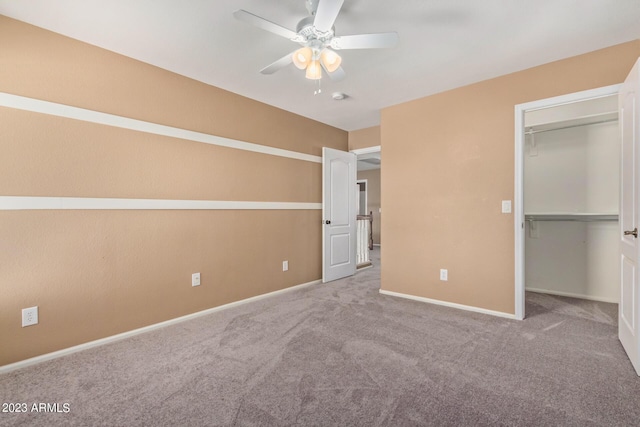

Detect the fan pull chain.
xmin=314 ymin=78 xmax=322 ymax=95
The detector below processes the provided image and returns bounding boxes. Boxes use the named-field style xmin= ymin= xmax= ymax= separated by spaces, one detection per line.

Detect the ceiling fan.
xmin=234 ymin=0 xmax=398 ymax=81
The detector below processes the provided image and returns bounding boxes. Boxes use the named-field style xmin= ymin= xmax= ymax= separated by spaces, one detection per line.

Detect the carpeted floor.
xmin=1 ymin=248 xmax=639 ymax=426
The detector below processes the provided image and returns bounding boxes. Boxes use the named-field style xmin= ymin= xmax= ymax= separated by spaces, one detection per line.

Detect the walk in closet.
xmin=524 ymin=95 xmax=619 ymax=303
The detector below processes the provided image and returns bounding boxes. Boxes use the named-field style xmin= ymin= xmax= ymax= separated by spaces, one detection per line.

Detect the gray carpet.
xmin=1 ymin=248 xmax=639 ymax=426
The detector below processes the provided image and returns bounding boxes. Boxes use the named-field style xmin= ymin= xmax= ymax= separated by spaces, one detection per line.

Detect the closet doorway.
xmin=514 ymin=85 xmax=621 ymax=320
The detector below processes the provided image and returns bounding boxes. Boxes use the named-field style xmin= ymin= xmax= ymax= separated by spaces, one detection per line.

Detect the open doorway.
xmin=514 ymin=85 xmax=621 ymax=320
xmin=352 ymin=146 xmax=381 ymax=272
xmin=353 ymin=146 xmax=381 ymax=247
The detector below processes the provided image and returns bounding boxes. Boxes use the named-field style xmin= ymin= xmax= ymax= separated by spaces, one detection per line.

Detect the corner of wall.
xmin=348 ymin=126 xmax=381 ymax=151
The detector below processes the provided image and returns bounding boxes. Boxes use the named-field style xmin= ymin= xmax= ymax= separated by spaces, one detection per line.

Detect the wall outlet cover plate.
xmin=22 ymin=306 xmax=38 ymax=327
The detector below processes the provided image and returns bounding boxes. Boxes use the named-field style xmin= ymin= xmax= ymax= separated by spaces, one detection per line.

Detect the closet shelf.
xmin=525 ymin=213 xmax=618 ymax=222
xmin=525 ymin=112 xmax=618 ymax=135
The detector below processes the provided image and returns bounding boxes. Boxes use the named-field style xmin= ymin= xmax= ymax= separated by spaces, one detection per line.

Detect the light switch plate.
xmin=440 ymin=269 xmax=448 ymax=281
xmin=282 ymin=261 xmax=289 ymax=271
xmin=501 ymin=200 xmax=512 ymax=213
xmin=192 ymin=272 xmax=201 ymax=287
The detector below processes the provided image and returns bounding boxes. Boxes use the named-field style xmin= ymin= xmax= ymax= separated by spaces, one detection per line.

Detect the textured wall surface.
xmin=349 ymin=126 xmax=381 ymax=151
xmin=0 ymin=16 xmax=347 ymax=366
xmin=381 ymin=40 xmax=640 ymax=314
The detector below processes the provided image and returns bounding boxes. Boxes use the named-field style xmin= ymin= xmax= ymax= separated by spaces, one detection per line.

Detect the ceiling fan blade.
xmin=313 ymin=0 xmax=344 ymax=32
xmin=325 ymin=65 xmax=345 ymax=82
xmin=331 ymin=32 xmax=399 ymax=50
xmin=233 ymin=9 xmax=298 ymax=40
xmin=260 ymin=52 xmax=294 ymax=74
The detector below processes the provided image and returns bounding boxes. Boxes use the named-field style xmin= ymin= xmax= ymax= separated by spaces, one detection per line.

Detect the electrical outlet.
xmin=192 ymin=272 xmax=201 ymax=287
xmin=282 ymin=260 xmax=289 ymax=272
xmin=501 ymin=200 xmax=512 ymax=214
xmin=22 ymin=306 xmax=38 ymax=327
xmin=440 ymin=269 xmax=448 ymax=281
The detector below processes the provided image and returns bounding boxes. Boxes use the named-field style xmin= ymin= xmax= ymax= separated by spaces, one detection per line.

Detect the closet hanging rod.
xmin=525 ymin=117 xmax=618 ymax=135
xmin=525 ymin=214 xmax=618 ymax=222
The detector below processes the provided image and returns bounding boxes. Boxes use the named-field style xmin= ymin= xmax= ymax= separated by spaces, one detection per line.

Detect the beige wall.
xmin=349 ymin=126 xmax=381 ymax=151
xmin=357 ymin=169 xmax=381 ymax=245
xmin=381 ymin=40 xmax=640 ymax=315
xmin=0 ymin=16 xmax=347 ymax=366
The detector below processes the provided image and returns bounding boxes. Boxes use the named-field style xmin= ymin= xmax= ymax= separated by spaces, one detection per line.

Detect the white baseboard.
xmin=525 ymin=287 xmax=618 ymax=304
xmin=379 ymin=289 xmax=517 ymax=320
xmin=373 ymin=244 xmax=381 ymax=247
xmin=0 ymin=279 xmax=321 ymax=375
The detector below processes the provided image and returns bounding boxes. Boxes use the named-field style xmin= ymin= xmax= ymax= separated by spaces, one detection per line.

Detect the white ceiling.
xmin=1 ymin=0 xmax=639 ymax=131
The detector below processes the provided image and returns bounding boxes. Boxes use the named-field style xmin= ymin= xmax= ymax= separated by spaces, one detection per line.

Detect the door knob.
xmin=624 ymin=228 xmax=638 ymax=238
xmin=324 ymin=220 xmax=331 ymax=225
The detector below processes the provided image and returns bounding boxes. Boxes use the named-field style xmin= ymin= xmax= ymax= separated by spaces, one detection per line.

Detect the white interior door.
xmin=619 ymin=57 xmax=640 ymax=376
xmin=322 ymin=147 xmax=356 ymax=283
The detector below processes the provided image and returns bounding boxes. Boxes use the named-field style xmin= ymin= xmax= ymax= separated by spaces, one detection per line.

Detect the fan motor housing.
xmin=296 ymin=16 xmax=334 ymax=43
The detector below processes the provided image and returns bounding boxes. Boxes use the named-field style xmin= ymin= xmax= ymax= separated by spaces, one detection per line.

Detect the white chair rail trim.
xmin=0 ymin=92 xmax=322 ymax=164
xmin=0 ymin=196 xmax=321 ymax=211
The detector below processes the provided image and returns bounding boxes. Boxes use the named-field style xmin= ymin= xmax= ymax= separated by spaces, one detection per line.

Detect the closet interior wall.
xmin=524 ymin=96 xmax=620 ymax=303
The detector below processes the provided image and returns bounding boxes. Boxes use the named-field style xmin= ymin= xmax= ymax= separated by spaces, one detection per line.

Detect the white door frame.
xmin=351 ymin=145 xmax=381 ymax=156
xmin=351 ymin=145 xmax=381 ymax=169
xmin=513 ymin=84 xmax=621 ymax=320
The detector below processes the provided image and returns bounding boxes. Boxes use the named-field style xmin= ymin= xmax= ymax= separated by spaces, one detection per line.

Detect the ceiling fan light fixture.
xmin=305 ymin=60 xmax=322 ymax=80
xmin=292 ymin=47 xmax=312 ymax=70
xmin=234 ymin=2 xmax=400 ymax=83
xmin=320 ymin=49 xmax=341 ymax=73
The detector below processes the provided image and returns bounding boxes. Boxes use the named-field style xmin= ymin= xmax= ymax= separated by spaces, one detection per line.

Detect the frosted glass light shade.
xmin=305 ymin=60 xmax=322 ymax=80
xmin=320 ymin=49 xmax=342 ymax=73
xmin=292 ymin=47 xmax=312 ymax=70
